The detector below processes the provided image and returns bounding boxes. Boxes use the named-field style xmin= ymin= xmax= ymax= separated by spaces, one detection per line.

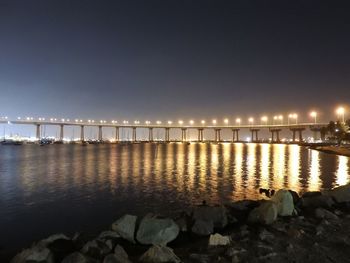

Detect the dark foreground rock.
xmin=9 ymin=183 xmax=350 ymax=263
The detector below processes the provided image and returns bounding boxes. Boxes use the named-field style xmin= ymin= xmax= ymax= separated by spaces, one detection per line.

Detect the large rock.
xmin=81 ymin=239 xmax=111 ymax=259
xmin=140 ymin=245 xmax=181 ymax=263
xmin=208 ymin=233 xmax=231 ymax=246
xmin=191 ymin=219 xmax=214 ymax=236
xmin=103 ymin=253 xmax=131 ymax=263
xmin=62 ymin=252 xmax=89 ymax=263
xmin=11 ymin=247 xmax=54 ymax=263
xmin=325 ymin=183 xmax=350 ymax=203
xmin=136 ymin=216 xmax=179 ymax=245
xmin=314 ymin=208 xmax=338 ymax=220
xmin=300 ymin=194 xmax=334 ymax=208
xmin=271 ymin=189 xmax=294 ymax=216
xmin=38 ymin=233 xmax=70 ymax=247
xmin=248 ymin=201 xmax=278 ymax=225
xmin=111 ymin=214 xmax=137 ymax=243
xmin=192 ymin=205 xmax=228 ymax=228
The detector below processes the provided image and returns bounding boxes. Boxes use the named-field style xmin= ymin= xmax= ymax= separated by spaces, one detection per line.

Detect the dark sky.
xmin=0 ymin=0 xmax=349 ymax=122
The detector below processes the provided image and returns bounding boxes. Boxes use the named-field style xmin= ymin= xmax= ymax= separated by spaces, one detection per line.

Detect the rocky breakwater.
xmin=11 ymin=183 xmax=350 ymax=263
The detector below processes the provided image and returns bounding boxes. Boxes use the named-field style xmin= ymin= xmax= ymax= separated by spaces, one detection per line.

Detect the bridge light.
xmin=201 ymin=120 xmax=205 ymax=125
xmin=178 ymin=120 xmax=183 ymax=125
xmin=248 ymin=117 xmax=254 ymax=124
xmin=61 ymin=118 xmax=65 ymax=122
xmin=224 ymin=118 xmax=229 ymax=124
xmin=310 ymin=111 xmax=317 ymax=124
xmin=212 ymin=119 xmax=217 ymax=125
xmin=17 ymin=117 xmax=21 ymax=120
xmin=189 ymin=120 xmax=194 ymax=125
xmin=168 ymin=121 xmax=172 ymax=125
xmin=156 ymin=120 xmax=161 ymax=125
xmin=26 ymin=117 xmax=30 ymax=120
xmin=261 ymin=116 xmax=268 ymax=124
xmin=145 ymin=120 xmax=150 ymax=125
xmin=336 ymin=107 xmax=345 ymax=123
xmin=236 ymin=118 xmax=241 ymax=125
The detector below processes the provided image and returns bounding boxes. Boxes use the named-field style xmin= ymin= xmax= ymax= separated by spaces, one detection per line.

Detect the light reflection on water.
xmin=0 ymin=143 xmax=349 ymax=250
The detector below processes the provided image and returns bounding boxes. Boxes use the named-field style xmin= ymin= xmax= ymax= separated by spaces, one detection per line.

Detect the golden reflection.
xmin=335 ymin=156 xmax=350 ymax=187
xmin=272 ymin=144 xmax=285 ymax=190
xmin=233 ymin=143 xmax=243 ymax=199
xmin=287 ymin=145 xmax=301 ymax=192
xmin=246 ymin=143 xmax=257 ymax=198
xmin=260 ymin=144 xmax=270 ymax=189
xmin=308 ymin=150 xmax=321 ymax=191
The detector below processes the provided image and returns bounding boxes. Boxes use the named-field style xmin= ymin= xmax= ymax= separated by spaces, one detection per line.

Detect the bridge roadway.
xmin=0 ymin=120 xmax=328 ymax=143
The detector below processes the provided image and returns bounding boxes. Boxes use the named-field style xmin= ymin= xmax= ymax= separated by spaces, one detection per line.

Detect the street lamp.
xmin=336 ymin=107 xmax=345 ymax=123
xmin=189 ymin=120 xmax=194 ymax=125
xmin=156 ymin=120 xmax=161 ymax=125
xmin=236 ymin=118 xmax=241 ymax=126
xmin=178 ymin=120 xmax=183 ymax=125
xmin=168 ymin=121 xmax=173 ymax=125
xmin=310 ymin=111 xmax=317 ymax=124
xmin=212 ymin=119 xmax=217 ymax=125
xmin=278 ymin=115 xmax=283 ymax=124
xmin=201 ymin=120 xmax=206 ymax=125
xmin=248 ymin=117 xmax=254 ymax=125
xmin=224 ymin=118 xmax=229 ymax=125
xmin=261 ymin=116 xmax=268 ymax=125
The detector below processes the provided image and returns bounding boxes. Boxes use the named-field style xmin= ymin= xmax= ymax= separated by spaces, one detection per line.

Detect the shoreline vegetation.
xmin=10 ymin=184 xmax=350 ymax=263
xmin=310 ymin=145 xmax=350 ymax=157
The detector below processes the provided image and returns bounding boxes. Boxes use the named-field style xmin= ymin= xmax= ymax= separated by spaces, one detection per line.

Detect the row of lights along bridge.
xmin=1 ymin=107 xmax=346 ymax=125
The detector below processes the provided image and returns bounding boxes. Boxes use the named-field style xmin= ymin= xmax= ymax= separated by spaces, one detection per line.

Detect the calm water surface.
xmin=0 ymin=143 xmax=350 ymax=253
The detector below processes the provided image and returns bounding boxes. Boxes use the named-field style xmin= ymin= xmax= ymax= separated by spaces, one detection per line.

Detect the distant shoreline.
xmin=310 ymin=145 xmax=350 ymax=157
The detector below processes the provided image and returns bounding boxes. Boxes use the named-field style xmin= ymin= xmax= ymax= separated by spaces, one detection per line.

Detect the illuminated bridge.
xmin=0 ymin=118 xmax=329 ymax=143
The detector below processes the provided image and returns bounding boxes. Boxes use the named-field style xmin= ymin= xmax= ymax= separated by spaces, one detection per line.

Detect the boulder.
xmin=300 ymin=194 xmax=334 ymax=208
xmin=81 ymin=239 xmax=111 ymax=259
xmin=114 ymin=245 xmax=130 ymax=261
xmin=288 ymin=190 xmax=300 ymax=204
xmin=192 ymin=205 xmax=228 ymax=228
xmin=136 ymin=216 xmax=179 ymax=245
xmin=62 ymin=252 xmax=88 ymax=263
xmin=271 ymin=189 xmax=294 ymax=216
xmin=314 ymin=208 xmax=338 ymax=220
xmin=26 ymin=247 xmax=54 ymax=263
xmin=191 ymin=219 xmax=214 ymax=236
xmin=38 ymin=233 xmax=70 ymax=247
xmin=140 ymin=245 xmax=181 ymax=263
xmin=103 ymin=253 xmax=131 ymax=263
xmin=98 ymin=231 xmax=121 ymax=240
xmin=11 ymin=247 xmax=54 ymax=263
xmin=208 ymin=233 xmax=231 ymax=246
xmin=248 ymin=201 xmax=278 ymax=225
xmin=111 ymin=214 xmax=137 ymax=243
xmin=325 ymin=183 xmax=350 ymax=203
xmin=230 ymin=200 xmax=259 ymax=211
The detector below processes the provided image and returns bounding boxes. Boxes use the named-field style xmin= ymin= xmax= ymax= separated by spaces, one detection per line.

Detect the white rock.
xmin=208 ymin=233 xmax=231 ymax=246
xmin=271 ymin=189 xmax=294 ymax=216
xmin=248 ymin=201 xmax=278 ymax=225
xmin=136 ymin=216 xmax=179 ymax=245
xmin=111 ymin=214 xmax=137 ymax=243
xmin=140 ymin=245 xmax=181 ymax=263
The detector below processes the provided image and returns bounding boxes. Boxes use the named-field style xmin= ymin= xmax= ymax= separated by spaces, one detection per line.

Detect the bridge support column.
xmin=132 ymin=127 xmax=137 ymax=142
xmin=98 ymin=126 xmax=103 ymax=142
xmin=115 ymin=127 xmax=119 ymax=142
xmin=276 ymin=130 xmax=280 ymax=142
xmin=292 ymin=130 xmax=296 ymax=142
xmin=36 ymin=124 xmax=41 ymax=142
xmin=215 ymin=129 xmax=221 ymax=142
xmin=165 ymin=128 xmax=170 ymax=142
xmin=298 ymin=130 xmax=303 ymax=142
xmin=148 ymin=128 xmax=153 ymax=142
xmin=181 ymin=128 xmax=187 ymax=142
xmin=59 ymin=124 xmax=64 ymax=141
xmin=250 ymin=129 xmax=259 ymax=142
xmin=80 ymin=125 xmax=85 ymax=142
xmin=197 ymin=128 xmax=204 ymax=142
xmin=270 ymin=129 xmax=281 ymax=143
xmin=232 ymin=129 xmax=240 ymax=142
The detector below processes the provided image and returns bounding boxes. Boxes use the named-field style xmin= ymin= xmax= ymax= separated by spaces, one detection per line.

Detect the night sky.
xmin=0 ymin=1 xmax=349 ymax=122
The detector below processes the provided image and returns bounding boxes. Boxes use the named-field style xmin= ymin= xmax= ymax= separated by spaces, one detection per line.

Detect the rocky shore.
xmin=11 ymin=184 xmax=350 ymax=263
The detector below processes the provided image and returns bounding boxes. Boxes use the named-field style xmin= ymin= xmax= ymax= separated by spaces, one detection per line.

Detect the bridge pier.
xmin=250 ymin=129 xmax=259 ymax=142
xmin=214 ymin=128 xmax=221 ymax=142
xmin=115 ymin=127 xmax=119 ymax=142
xmin=232 ymin=129 xmax=240 ymax=142
xmin=270 ymin=128 xmax=282 ymax=143
xmin=132 ymin=127 xmax=137 ymax=142
xmin=80 ymin=125 xmax=85 ymax=142
xmin=197 ymin=128 xmax=204 ymax=142
xmin=148 ymin=128 xmax=153 ymax=142
xmin=36 ymin=124 xmax=41 ymax=142
xmin=290 ymin=128 xmax=305 ymax=142
xmin=59 ymin=124 xmax=64 ymax=141
xmin=165 ymin=128 xmax=170 ymax=142
xmin=181 ymin=128 xmax=187 ymax=142
xmin=98 ymin=126 xmax=103 ymax=141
